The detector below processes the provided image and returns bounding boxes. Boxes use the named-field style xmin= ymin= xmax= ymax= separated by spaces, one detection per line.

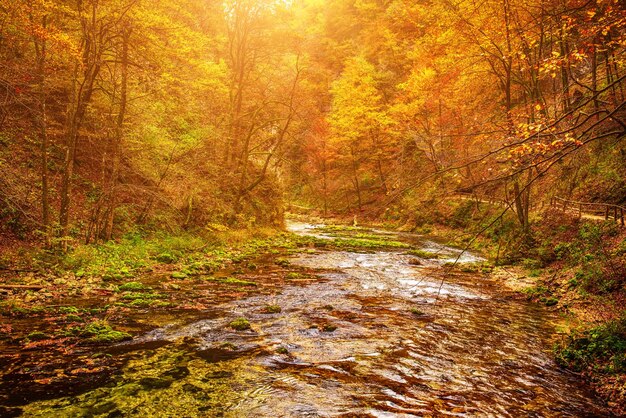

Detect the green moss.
xmin=65 ymin=314 xmax=83 ymax=322
xmin=118 ymin=281 xmax=149 ymax=291
xmin=156 ymin=253 xmax=177 ymax=264
xmin=410 ymin=308 xmax=425 ymax=316
xmin=275 ymin=258 xmax=291 ymax=267
xmin=276 ymin=346 xmax=288 ymax=355
xmin=229 ymin=318 xmax=251 ymax=331
xmin=460 ymin=264 xmax=479 ymax=273
xmin=26 ymin=331 xmax=49 ymax=341
xmin=121 ymin=292 xmax=162 ymax=301
xmin=407 ymin=249 xmax=444 ymax=259
xmin=207 ymin=277 xmax=257 ymax=287
xmin=58 ymin=306 xmax=79 ymax=314
xmin=334 ymin=238 xmax=409 ymax=249
xmin=285 ymin=272 xmax=303 ymax=280
xmin=263 ymin=305 xmax=281 ymax=314
xmin=321 ymin=324 xmax=337 ymax=332
xmin=67 ymin=320 xmax=132 ymax=343
xmin=171 ymin=271 xmax=188 ymax=279
xmin=220 ymin=341 xmax=237 ymax=350
xmin=522 ymin=284 xmax=550 ymax=299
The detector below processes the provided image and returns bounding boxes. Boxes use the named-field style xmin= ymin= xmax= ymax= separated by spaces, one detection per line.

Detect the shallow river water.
xmin=16 ymin=222 xmax=610 ymax=417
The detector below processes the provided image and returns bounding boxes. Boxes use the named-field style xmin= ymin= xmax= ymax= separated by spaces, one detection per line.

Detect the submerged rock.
xmin=139 ymin=376 xmax=174 ymax=390
xmin=162 ymin=365 xmax=190 ymax=380
xmin=88 ymin=400 xmax=117 ymax=415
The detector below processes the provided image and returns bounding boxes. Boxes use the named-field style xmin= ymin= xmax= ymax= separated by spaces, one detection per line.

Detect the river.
xmin=14 ymin=221 xmax=609 ymax=417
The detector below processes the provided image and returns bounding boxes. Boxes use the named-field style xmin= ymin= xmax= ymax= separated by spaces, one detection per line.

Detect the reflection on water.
xmin=18 ymin=223 xmax=609 ymax=417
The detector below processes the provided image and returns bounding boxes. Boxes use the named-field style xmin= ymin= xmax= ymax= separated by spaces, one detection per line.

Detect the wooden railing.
xmin=551 ymin=196 xmax=625 ymax=226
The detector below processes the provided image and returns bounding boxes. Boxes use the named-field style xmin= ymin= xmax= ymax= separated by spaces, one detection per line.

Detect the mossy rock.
xmin=229 ymin=318 xmax=251 ymax=331
xmin=407 ymin=249 xmax=443 ymax=259
xmin=321 ymin=324 xmax=337 ymax=332
xmin=263 ymin=305 xmax=282 ymax=314
xmin=275 ymin=258 xmax=291 ymax=267
xmin=69 ymin=321 xmax=132 ymax=344
xmin=118 ymin=281 xmax=149 ymax=291
xmin=220 ymin=342 xmax=237 ymax=350
xmin=171 ymin=271 xmax=188 ymax=279
xmin=26 ymin=331 xmax=49 ymax=341
xmin=410 ymin=308 xmax=426 ymax=317
xmin=65 ymin=314 xmax=83 ymax=323
xmin=285 ymin=272 xmax=303 ymax=280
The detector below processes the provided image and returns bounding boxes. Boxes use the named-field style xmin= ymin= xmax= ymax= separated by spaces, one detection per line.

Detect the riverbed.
xmin=4 ymin=222 xmax=610 ymax=417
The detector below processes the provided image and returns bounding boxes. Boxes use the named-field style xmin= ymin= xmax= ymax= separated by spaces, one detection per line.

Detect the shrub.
xmin=555 ymin=317 xmax=626 ymax=373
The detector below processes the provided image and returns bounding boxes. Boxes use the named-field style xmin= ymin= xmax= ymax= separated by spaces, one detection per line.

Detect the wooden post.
xmin=614 ymin=207 xmax=618 ymax=221
xmin=606 ymin=205 xmax=610 ymax=220
xmin=579 ymin=203 xmax=582 ymax=219
xmin=621 ymin=208 xmax=624 ymax=226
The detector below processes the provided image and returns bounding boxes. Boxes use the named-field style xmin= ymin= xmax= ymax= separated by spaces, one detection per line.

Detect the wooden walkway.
xmin=550 ymin=197 xmax=625 ymax=225
xmin=454 ymin=193 xmax=625 ymax=226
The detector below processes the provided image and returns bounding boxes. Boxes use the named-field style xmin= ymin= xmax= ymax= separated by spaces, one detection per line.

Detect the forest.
xmin=1 ymin=0 xmax=626 ymax=416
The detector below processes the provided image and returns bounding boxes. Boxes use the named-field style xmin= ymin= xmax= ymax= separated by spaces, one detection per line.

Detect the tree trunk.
xmin=104 ymin=24 xmax=131 ymax=241
xmin=59 ymin=3 xmax=104 ymax=246
xmin=350 ymin=145 xmax=362 ymax=211
xmin=33 ymin=15 xmax=50 ymax=234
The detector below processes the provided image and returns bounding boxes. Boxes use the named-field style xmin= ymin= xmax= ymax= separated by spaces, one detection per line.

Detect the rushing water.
xmin=14 ymin=222 xmax=610 ymax=417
